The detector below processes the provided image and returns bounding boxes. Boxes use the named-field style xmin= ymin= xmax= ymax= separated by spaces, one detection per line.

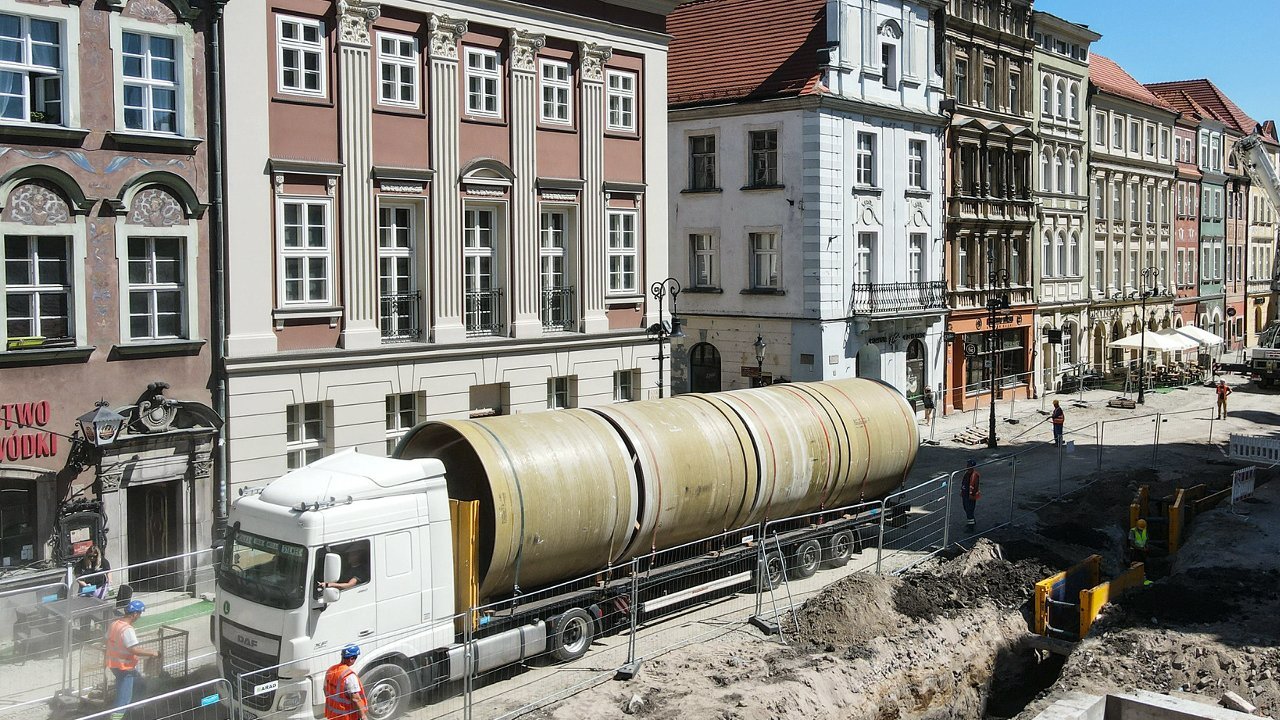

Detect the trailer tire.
xmin=823 ymin=530 xmax=855 ymax=568
xmin=362 ymin=662 xmax=411 ymax=720
xmin=757 ymin=550 xmax=786 ymax=590
xmin=551 ymin=608 xmax=595 ymax=662
xmin=787 ymin=540 xmax=822 ymax=579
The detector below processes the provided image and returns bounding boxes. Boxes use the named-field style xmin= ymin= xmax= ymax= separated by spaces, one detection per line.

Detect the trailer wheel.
xmin=787 ymin=540 xmax=822 ymax=579
xmin=823 ymin=530 xmax=855 ymax=568
xmin=362 ymin=663 xmax=411 ymax=720
xmin=551 ymin=608 xmax=596 ymax=662
xmin=757 ymin=550 xmax=786 ymax=590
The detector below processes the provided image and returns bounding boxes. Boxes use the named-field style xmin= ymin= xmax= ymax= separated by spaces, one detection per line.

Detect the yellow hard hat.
xmin=1137 ymin=519 xmax=1147 ymax=529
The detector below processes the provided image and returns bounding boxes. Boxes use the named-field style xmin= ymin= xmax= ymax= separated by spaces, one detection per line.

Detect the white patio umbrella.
xmin=1107 ymin=330 xmax=1197 ymax=353
xmin=1155 ymin=329 xmax=1205 ymax=353
xmin=1170 ymin=324 xmax=1225 ymax=347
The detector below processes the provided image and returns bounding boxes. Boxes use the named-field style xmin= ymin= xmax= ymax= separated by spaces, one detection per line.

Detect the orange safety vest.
xmin=323 ymin=664 xmax=365 ymax=720
xmin=105 ymin=619 xmax=137 ymax=671
xmin=1217 ymin=384 xmax=1231 ymax=398
xmin=1051 ymin=408 xmax=1064 ymax=425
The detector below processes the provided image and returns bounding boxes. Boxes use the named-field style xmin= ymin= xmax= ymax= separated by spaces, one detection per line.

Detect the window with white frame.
xmin=121 ymin=32 xmax=178 ymax=133
xmin=908 ymin=139 xmax=926 ymax=190
xmin=856 ymin=132 xmax=876 ymax=186
xmin=277 ymin=15 xmax=324 ymax=97
xmin=1093 ymin=112 xmax=1104 ymax=145
xmin=1093 ymin=180 xmax=1105 ymax=218
xmin=1112 ymin=117 xmax=1123 ymax=148
xmin=1008 ymin=71 xmax=1020 ymax=112
xmin=539 ymin=59 xmax=571 ymax=124
xmin=880 ymin=42 xmax=897 ymax=89
xmin=749 ymin=129 xmax=778 ymax=186
xmin=1093 ymin=249 xmax=1104 ymax=291
xmin=1042 ymin=230 xmax=1054 ymax=277
xmin=3 ymin=235 xmax=72 ymax=344
xmin=1069 ymin=231 xmax=1080 ymax=276
xmin=606 ymin=210 xmax=637 ymax=294
xmin=377 ymin=32 xmax=417 ymax=107
xmin=547 ymin=375 xmax=575 ymax=409
xmin=377 ymin=204 xmax=416 ymax=339
xmin=606 ymin=69 xmax=635 ymax=132
xmin=285 ymin=403 xmax=325 ymax=469
xmin=855 ymin=232 xmax=874 ymax=284
xmin=127 ymin=237 xmax=184 ymax=340
xmin=688 ymin=134 xmax=717 ymax=190
xmin=750 ymin=231 xmax=779 ymax=290
xmin=279 ymin=198 xmax=331 ymax=305
xmin=1145 ymin=126 xmax=1155 ymax=156
xmin=539 ymin=207 xmax=572 ymax=329
xmin=1111 ymin=180 xmax=1122 ymax=218
xmin=463 ymin=206 xmax=501 ymax=333
xmin=465 ymin=47 xmax=500 ymax=117
xmin=384 ymin=393 xmax=416 ymax=455
xmin=0 ymin=13 xmax=63 ymax=125
xmin=613 ymin=369 xmax=638 ymax=402
xmin=908 ymin=233 xmax=925 ymax=283
xmin=1129 ymin=121 xmax=1139 ymax=153
xmin=690 ymin=232 xmax=717 ymax=288
xmin=1068 ymin=82 xmax=1079 ymax=120
xmin=1159 ymin=128 xmax=1170 ymax=159
xmin=1111 ymin=249 xmax=1121 ymax=289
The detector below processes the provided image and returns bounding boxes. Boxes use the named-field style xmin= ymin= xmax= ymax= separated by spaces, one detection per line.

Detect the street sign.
xmin=1227 ymin=307 xmax=1237 ymax=318
xmin=964 ymin=342 xmax=978 ymax=357
xmin=740 ymin=366 xmax=761 ymax=378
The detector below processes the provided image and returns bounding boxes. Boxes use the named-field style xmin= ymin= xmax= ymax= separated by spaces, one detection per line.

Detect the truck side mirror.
xmin=323 ymin=553 xmax=341 ymax=583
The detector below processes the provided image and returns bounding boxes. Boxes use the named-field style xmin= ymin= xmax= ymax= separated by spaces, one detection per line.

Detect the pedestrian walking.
xmin=1128 ymin=518 xmax=1149 ymax=565
xmin=1215 ymin=380 xmax=1232 ymax=419
xmin=1050 ymin=400 xmax=1065 ymax=446
xmin=324 ymin=644 xmax=369 ymax=720
xmin=921 ymin=387 xmax=935 ymax=425
xmin=105 ymin=600 xmax=159 ymax=720
xmin=960 ymin=459 xmax=981 ymax=530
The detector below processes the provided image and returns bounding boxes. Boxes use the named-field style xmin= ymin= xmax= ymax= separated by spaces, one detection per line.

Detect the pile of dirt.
xmin=893 ymin=539 xmax=1055 ymax=621
xmin=788 ymin=572 xmax=902 ymax=651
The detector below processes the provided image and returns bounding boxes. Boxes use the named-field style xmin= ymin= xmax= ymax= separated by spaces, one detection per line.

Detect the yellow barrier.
xmin=1033 ymin=555 xmax=1101 ymax=639
xmin=1079 ymin=562 xmax=1146 ymax=636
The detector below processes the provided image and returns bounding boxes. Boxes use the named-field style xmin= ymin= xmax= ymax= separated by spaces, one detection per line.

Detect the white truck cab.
xmin=215 ymin=450 xmax=455 ymax=719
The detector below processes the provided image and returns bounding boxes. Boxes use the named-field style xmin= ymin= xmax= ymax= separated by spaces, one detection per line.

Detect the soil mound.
xmin=893 ymin=539 xmax=1054 ymax=621
xmin=788 ymin=572 xmax=901 ymax=651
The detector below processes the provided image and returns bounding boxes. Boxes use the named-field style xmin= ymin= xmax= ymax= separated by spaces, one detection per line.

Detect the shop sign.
xmin=0 ymin=401 xmax=59 ymax=463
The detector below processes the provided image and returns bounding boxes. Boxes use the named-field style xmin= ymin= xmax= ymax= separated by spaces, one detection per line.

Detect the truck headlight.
xmin=277 ymin=691 xmax=306 ymax=712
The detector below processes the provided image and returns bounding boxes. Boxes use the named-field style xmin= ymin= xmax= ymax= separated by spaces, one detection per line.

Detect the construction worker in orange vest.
xmin=1215 ymin=380 xmax=1232 ymax=419
xmin=105 ymin=600 xmax=159 ymax=720
xmin=1051 ymin=400 xmax=1065 ymax=446
xmin=324 ymin=644 xmax=369 ymax=720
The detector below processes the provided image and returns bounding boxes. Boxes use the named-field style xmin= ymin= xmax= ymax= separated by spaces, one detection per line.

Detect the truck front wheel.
xmin=362 ymin=663 xmax=411 ymax=720
xmin=823 ymin=530 xmax=855 ymax=568
xmin=787 ymin=540 xmax=822 ymax=579
xmin=551 ymin=608 xmax=596 ymax=662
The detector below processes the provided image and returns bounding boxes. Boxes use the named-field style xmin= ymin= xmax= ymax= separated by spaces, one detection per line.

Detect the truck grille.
xmin=220 ymin=620 xmax=280 ymax=711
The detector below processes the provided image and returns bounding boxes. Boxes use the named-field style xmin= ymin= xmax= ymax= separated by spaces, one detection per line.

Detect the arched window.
xmin=1042 ymin=229 xmax=1055 ymax=276
xmin=1040 ymin=150 xmax=1052 ymax=191
xmin=1056 ymin=229 xmax=1067 ymax=278
xmin=689 ymin=342 xmax=722 ymax=393
xmin=1068 ymin=82 xmax=1079 ymax=120
xmin=1062 ymin=321 xmax=1077 ymax=365
xmin=1069 ymin=230 xmax=1080 ymax=276
xmin=906 ymin=339 xmax=926 ymax=401
xmin=1067 ymin=152 xmax=1079 ymax=194
xmin=1056 ymin=78 xmax=1067 ymax=117
xmin=1041 ymin=76 xmax=1053 ymax=116
xmin=1054 ymin=150 xmax=1066 ymax=193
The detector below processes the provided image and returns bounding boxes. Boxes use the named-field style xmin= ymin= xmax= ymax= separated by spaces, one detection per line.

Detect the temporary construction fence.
xmin=1229 ymin=434 xmax=1280 ymax=464
xmin=0 ymin=548 xmax=218 ymax=719
xmin=71 ymin=677 xmax=232 ymax=720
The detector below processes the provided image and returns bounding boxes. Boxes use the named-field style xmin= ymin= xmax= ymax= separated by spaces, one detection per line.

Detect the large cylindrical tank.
xmin=396 ymin=379 xmax=917 ymax=600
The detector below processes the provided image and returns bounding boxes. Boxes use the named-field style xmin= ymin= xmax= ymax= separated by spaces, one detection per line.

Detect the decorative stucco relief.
xmin=428 ymin=15 xmax=467 ymax=60
xmin=6 ymin=183 xmax=71 ymax=225
xmin=129 ymin=188 xmax=187 ymax=227
xmin=336 ymin=0 xmax=380 ymax=47
xmin=510 ymin=30 xmax=546 ymax=73
xmin=580 ymin=43 xmax=613 ymax=83
xmin=123 ymin=0 xmax=178 ymax=24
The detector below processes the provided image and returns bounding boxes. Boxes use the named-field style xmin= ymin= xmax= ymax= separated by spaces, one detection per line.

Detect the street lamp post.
xmin=648 ymin=278 xmax=683 ymax=398
xmin=986 ymin=252 xmax=1011 ymax=449
xmin=753 ymin=334 xmax=766 ymax=387
xmin=1136 ymin=266 xmax=1161 ymax=404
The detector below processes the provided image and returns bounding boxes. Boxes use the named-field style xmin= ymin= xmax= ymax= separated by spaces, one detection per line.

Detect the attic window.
xmin=881 ymin=43 xmax=897 ymax=90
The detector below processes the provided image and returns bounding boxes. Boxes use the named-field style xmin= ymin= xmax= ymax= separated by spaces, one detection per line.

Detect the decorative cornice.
xmin=580 ymin=42 xmax=613 ymax=83
xmin=336 ymin=0 xmax=381 ymax=48
xmin=510 ymin=29 xmax=546 ymax=74
xmin=429 ymin=14 xmax=468 ymax=61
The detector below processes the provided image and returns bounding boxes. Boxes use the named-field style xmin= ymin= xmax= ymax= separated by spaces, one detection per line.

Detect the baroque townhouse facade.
xmin=664 ymin=0 xmax=946 ymax=403
xmin=1030 ymin=11 xmax=1097 ymax=393
xmin=220 ymin=0 xmax=677 ymax=488
xmin=1225 ymin=130 xmax=1250 ymax=349
xmin=941 ymin=0 xmax=1038 ymax=412
xmin=1170 ymin=112 xmax=1203 ymax=328
xmin=0 ymin=0 xmax=220 ymax=572
xmin=1085 ymin=55 xmax=1176 ymax=374
xmin=1245 ymin=122 xmax=1279 ymax=343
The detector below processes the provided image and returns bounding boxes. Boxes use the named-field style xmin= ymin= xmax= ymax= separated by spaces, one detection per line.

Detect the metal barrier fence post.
xmin=1208 ymin=409 xmax=1215 ymax=444
xmin=1153 ymin=413 xmax=1162 ymax=463
xmin=1008 ymin=456 xmax=1019 ymax=523
xmin=753 ymin=535 xmax=766 ymax=618
xmin=1095 ymin=421 xmax=1102 ymax=470
xmin=875 ymin=498 xmax=889 ymax=575
xmin=1056 ymin=438 xmax=1065 ymax=499
xmin=463 ymin=607 xmax=475 ymax=720
xmin=60 ymin=563 xmax=74 ymax=693
xmin=626 ymin=559 xmax=639 ymax=669
xmin=941 ymin=471 xmax=957 ymax=549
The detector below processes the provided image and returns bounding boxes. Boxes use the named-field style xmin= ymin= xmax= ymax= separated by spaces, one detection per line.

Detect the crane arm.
xmin=1234 ymin=131 xmax=1280 ymax=292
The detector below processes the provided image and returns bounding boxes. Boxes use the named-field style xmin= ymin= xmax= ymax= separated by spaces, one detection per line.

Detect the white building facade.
xmin=667 ymin=0 xmax=946 ymax=406
xmin=220 ymin=0 xmax=677 ymax=488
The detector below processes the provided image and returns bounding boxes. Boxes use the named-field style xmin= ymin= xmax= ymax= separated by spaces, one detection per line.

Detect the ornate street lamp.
xmin=648 ymin=278 xmax=684 ymax=398
xmin=76 ymin=400 xmax=126 ymax=448
xmin=753 ymin=334 xmax=767 ymax=387
xmin=1136 ymin=266 xmax=1161 ymax=404
xmin=986 ymin=251 xmax=1011 ymax=449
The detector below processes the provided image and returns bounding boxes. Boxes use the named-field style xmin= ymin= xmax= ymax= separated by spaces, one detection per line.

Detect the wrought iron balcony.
xmin=541 ymin=286 xmax=575 ymax=331
xmin=465 ymin=288 xmax=505 ymax=337
xmin=850 ymin=281 xmax=947 ymax=315
xmin=948 ymin=285 xmax=1036 ymax=310
xmin=379 ymin=291 xmax=420 ymax=342
xmin=947 ymin=196 xmax=1036 ymax=223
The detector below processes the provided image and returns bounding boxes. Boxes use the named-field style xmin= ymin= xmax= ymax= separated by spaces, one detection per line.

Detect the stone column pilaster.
xmin=579 ymin=42 xmax=611 ymax=333
xmin=335 ymin=0 xmax=381 ymax=349
xmin=428 ymin=14 xmax=468 ymax=343
xmin=510 ymin=29 xmax=545 ymax=338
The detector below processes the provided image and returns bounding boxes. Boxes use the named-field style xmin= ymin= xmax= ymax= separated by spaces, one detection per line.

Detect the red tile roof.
xmin=667 ymin=0 xmax=826 ymax=107
xmin=1145 ymin=79 xmax=1257 ymax=135
xmin=1089 ymin=54 xmax=1175 ymax=112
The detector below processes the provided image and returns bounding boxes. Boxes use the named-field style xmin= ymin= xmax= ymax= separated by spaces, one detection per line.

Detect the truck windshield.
xmin=219 ymin=529 xmax=308 ymax=609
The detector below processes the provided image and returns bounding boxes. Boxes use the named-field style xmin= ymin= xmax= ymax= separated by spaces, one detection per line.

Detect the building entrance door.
xmin=126 ymin=481 xmax=180 ymax=592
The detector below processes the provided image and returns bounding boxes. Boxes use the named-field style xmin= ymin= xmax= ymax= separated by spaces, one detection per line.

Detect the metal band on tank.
xmin=862 ymin=378 xmax=918 ymax=486
xmin=816 ymin=382 xmax=875 ymax=500
xmin=473 ymin=421 xmax=528 ymax=596
xmin=773 ymin=383 xmax=841 ymax=509
xmin=684 ymin=395 xmax=756 ymax=532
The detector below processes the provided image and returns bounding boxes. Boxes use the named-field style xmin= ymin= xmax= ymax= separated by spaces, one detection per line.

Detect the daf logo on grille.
xmin=223 ymin=601 xmax=230 ymax=615
xmin=237 ymin=633 xmax=260 ymax=649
